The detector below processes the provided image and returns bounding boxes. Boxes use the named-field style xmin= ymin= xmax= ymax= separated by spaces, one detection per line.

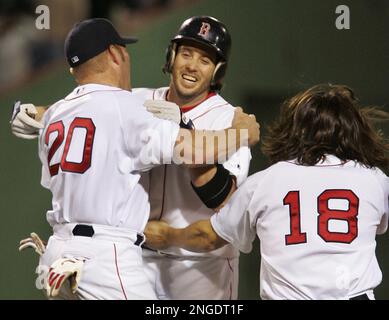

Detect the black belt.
xmin=349 ymin=293 xmax=370 ymax=300
xmin=72 ymin=224 xmax=144 ymax=246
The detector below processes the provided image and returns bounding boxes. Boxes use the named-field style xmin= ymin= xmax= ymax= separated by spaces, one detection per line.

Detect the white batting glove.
xmin=10 ymin=101 xmax=44 ymax=139
xmin=144 ymin=100 xmax=182 ymax=124
xmin=46 ymin=257 xmax=85 ymax=298
xmin=18 ymin=232 xmax=46 ymax=256
xmin=144 ymin=99 xmax=194 ymax=129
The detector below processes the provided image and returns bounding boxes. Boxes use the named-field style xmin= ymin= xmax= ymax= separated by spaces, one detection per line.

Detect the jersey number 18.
xmin=283 ymin=190 xmax=359 ymax=245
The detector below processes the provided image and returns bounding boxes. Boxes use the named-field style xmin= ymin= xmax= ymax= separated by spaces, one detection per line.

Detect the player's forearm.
xmin=190 ymin=165 xmax=237 ymax=211
xmin=190 ymin=165 xmax=217 ymax=186
xmin=202 ymin=129 xmax=247 ymax=164
xmin=170 ymin=220 xmax=227 ymax=252
xmin=174 ymin=128 xmax=246 ymax=165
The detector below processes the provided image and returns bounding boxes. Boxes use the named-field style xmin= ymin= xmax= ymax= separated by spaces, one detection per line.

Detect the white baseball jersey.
xmin=38 ymin=84 xmax=179 ymax=232
xmin=211 ymin=155 xmax=389 ymax=299
xmin=134 ymin=87 xmax=252 ymax=258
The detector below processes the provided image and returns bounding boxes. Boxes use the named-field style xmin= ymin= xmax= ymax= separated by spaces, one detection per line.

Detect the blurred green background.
xmin=0 ymin=0 xmax=388 ymax=299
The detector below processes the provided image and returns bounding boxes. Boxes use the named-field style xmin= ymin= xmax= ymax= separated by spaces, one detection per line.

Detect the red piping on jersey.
xmin=113 ymin=243 xmax=128 ymax=300
xmin=158 ymin=165 xmax=168 ymax=220
xmin=227 ymin=258 xmax=234 ymax=300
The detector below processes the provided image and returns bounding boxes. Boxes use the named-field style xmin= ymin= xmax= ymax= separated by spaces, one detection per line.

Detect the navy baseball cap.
xmin=65 ymin=18 xmax=138 ymax=67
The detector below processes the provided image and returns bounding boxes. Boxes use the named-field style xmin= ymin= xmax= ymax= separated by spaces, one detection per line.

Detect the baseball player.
xmin=14 ymin=16 xmax=252 ymax=300
xmin=13 ymin=18 xmax=259 ymax=299
xmin=137 ymin=16 xmax=252 ymax=300
xmin=145 ymin=84 xmax=389 ymax=300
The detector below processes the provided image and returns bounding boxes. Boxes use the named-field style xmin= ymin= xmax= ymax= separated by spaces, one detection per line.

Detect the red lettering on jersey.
xmin=198 ymin=22 xmax=211 ymax=37
xmin=317 ymin=189 xmax=359 ymax=243
xmin=283 ymin=189 xmax=359 ymax=245
xmin=46 ymin=121 xmax=65 ymax=176
xmin=61 ymin=118 xmax=96 ymax=174
xmin=45 ymin=117 xmax=96 ymax=176
xmin=284 ymin=191 xmax=307 ymax=245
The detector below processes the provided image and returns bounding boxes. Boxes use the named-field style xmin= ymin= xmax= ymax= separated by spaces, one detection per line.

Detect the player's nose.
xmin=184 ymin=58 xmax=198 ymax=72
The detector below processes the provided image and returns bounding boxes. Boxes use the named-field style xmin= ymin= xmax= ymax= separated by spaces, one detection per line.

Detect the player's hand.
xmin=144 ymin=220 xmax=174 ymax=250
xmin=144 ymin=100 xmax=194 ymax=129
xmin=11 ymin=101 xmax=44 ymax=139
xmin=46 ymin=257 xmax=85 ymax=298
xmin=231 ymin=107 xmax=260 ymax=147
xmin=18 ymin=232 xmax=46 ymax=256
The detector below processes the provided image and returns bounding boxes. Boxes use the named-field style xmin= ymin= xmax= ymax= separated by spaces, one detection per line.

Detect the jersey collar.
xmin=166 ymin=91 xmax=217 ymax=113
xmin=288 ymin=155 xmax=350 ymax=167
xmin=65 ymin=84 xmax=123 ymax=100
xmin=318 ymin=155 xmax=350 ymax=166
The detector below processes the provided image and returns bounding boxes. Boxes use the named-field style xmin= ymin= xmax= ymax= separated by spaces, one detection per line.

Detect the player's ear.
xmin=69 ymin=68 xmax=74 ymax=75
xmin=107 ymin=45 xmax=121 ymax=66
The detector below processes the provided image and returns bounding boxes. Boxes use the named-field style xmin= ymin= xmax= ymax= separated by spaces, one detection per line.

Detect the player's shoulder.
xmin=343 ymin=160 xmax=387 ymax=178
xmin=112 ymin=88 xmax=147 ymax=105
xmin=188 ymin=93 xmax=236 ymax=128
xmin=44 ymin=99 xmax=65 ymax=120
xmin=101 ymin=89 xmax=149 ymax=122
xmin=65 ymin=85 xmax=145 ymax=107
xmin=242 ymin=164 xmax=279 ymax=188
xmin=132 ymin=87 xmax=168 ymax=100
xmin=357 ymin=165 xmax=389 ymax=193
xmin=204 ymin=93 xmax=234 ymax=112
xmin=354 ymin=162 xmax=387 ymax=178
xmin=374 ymin=167 xmax=388 ymax=181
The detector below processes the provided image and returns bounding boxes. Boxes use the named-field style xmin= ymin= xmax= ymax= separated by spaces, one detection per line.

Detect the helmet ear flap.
xmin=163 ymin=42 xmax=177 ymax=74
xmin=211 ymin=61 xmax=227 ymax=88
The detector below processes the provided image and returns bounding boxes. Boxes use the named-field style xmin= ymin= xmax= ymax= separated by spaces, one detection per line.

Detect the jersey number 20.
xmin=45 ymin=118 xmax=96 ymax=176
xmin=283 ymin=190 xmax=359 ymax=245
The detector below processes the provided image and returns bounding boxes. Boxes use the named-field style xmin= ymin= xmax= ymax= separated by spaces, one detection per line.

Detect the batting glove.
xmin=144 ymin=100 xmax=194 ymax=129
xmin=10 ymin=101 xmax=43 ymax=139
xmin=46 ymin=257 xmax=85 ymax=298
xmin=18 ymin=232 xmax=46 ymax=256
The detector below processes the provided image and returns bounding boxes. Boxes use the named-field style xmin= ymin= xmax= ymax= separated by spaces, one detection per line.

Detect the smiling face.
xmin=169 ymin=40 xmax=218 ymax=107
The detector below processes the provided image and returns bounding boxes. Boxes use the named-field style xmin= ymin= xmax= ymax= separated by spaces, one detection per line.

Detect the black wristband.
xmin=191 ymin=164 xmax=233 ymax=209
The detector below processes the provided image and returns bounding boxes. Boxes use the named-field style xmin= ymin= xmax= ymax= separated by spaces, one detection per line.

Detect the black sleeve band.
xmin=191 ymin=164 xmax=233 ymax=209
